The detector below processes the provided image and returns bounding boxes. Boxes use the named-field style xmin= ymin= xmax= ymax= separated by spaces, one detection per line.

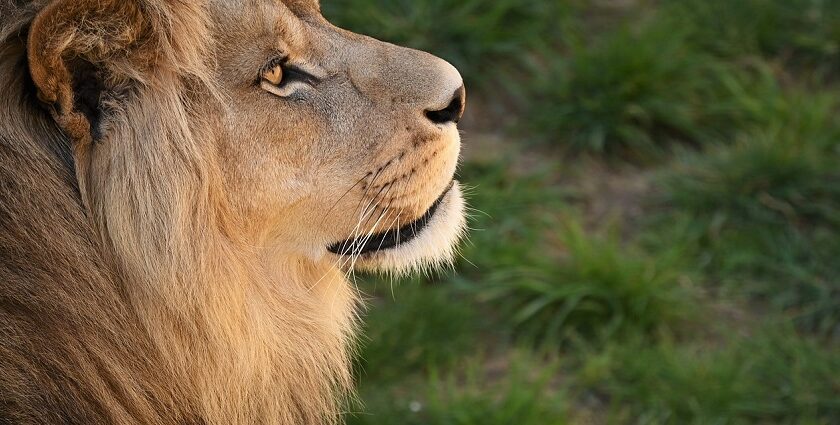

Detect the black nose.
xmin=425 ymin=85 xmax=466 ymax=124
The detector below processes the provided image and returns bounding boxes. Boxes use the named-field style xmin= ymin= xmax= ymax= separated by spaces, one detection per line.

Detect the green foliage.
xmin=579 ymin=327 xmax=840 ymax=423
xmin=350 ymin=357 xmax=567 ymax=425
xmin=356 ymin=281 xmax=479 ymax=382
xmin=528 ymin=19 xmax=789 ymax=158
xmin=480 ymin=222 xmax=693 ymax=345
xmin=667 ymin=137 xmax=840 ymax=229
xmin=658 ymin=96 xmax=840 ymax=336
xmin=669 ymin=0 xmax=840 ymax=72
xmin=530 ymin=21 xmax=713 ymax=157
xmin=325 ymin=0 xmax=840 ymax=422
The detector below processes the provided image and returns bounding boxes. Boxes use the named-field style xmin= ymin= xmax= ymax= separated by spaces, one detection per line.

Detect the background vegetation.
xmin=323 ymin=0 xmax=840 ymax=423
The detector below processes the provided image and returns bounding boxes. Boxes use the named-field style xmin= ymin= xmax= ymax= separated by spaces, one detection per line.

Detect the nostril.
xmin=425 ymin=85 xmax=466 ymax=125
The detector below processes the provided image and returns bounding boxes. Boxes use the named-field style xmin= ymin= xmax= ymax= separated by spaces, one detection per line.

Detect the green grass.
xmin=349 ymin=356 xmax=567 ymax=425
xmin=656 ymin=95 xmax=840 ymax=336
xmin=668 ymin=0 xmax=840 ymax=74
xmin=530 ymin=19 xmax=719 ymax=157
xmin=577 ymin=326 xmax=840 ymax=424
xmin=478 ymin=221 xmax=694 ymax=345
xmin=527 ymin=12 xmax=811 ymax=159
xmin=662 ymin=89 xmax=840 ymax=226
xmin=666 ymin=136 xmax=840 ymax=229
xmin=355 ymin=280 xmax=480 ymax=382
xmin=325 ymin=0 xmax=840 ymax=422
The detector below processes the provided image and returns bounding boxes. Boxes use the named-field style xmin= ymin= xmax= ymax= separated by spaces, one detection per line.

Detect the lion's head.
xmin=0 ymin=0 xmax=466 ymax=422
xmin=28 ymin=0 xmax=467 ymax=277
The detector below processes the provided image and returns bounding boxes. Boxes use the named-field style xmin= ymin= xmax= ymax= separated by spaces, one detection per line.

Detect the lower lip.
xmin=327 ymin=182 xmax=454 ymax=256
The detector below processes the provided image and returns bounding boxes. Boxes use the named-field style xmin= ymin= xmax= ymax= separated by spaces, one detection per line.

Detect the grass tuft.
xmin=479 ymin=221 xmax=694 ymax=345
xmin=527 ymin=18 xmax=788 ymax=159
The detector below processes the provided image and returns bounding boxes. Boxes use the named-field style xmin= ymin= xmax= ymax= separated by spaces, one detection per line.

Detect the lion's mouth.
xmin=327 ymin=182 xmax=454 ymax=256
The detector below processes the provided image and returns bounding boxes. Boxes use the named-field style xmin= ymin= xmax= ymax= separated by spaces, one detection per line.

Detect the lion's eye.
xmin=263 ymin=64 xmax=284 ymax=86
xmin=259 ymin=59 xmax=319 ymax=98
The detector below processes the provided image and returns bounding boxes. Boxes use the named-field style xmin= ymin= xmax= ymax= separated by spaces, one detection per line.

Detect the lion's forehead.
xmin=209 ymin=0 xmax=319 ymax=19
xmin=208 ymin=0 xmax=327 ymax=53
xmin=278 ymin=0 xmax=320 ymax=16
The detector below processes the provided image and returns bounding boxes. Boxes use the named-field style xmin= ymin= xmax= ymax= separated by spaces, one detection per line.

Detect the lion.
xmin=0 ymin=0 xmax=467 ymax=423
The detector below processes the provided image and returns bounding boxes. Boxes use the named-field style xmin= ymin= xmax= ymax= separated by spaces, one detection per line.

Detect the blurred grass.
xmin=355 ymin=281 xmax=480 ymax=382
xmin=326 ymin=0 xmax=840 ymax=423
xmin=530 ymin=19 xmax=722 ymax=157
xmin=527 ymin=9 xmax=822 ymax=158
xmin=350 ymin=356 xmax=567 ymax=425
xmin=479 ymin=222 xmax=693 ymax=345
xmin=669 ymin=0 xmax=840 ymax=73
xmin=577 ymin=326 xmax=840 ymax=423
xmin=656 ymin=104 xmax=840 ymax=336
xmin=454 ymin=158 xmax=565 ymax=270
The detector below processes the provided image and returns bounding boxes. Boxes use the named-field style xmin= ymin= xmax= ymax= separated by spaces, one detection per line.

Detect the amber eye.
xmin=258 ymin=59 xmax=319 ymax=98
xmin=263 ymin=64 xmax=284 ymax=86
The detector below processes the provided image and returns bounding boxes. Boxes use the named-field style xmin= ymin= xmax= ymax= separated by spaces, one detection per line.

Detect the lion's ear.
xmin=27 ymin=0 xmax=150 ymax=145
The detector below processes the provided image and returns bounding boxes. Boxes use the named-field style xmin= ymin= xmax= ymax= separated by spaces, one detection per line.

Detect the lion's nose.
xmin=425 ymin=85 xmax=466 ymax=125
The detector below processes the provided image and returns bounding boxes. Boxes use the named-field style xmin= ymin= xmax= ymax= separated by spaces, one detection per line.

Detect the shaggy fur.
xmin=0 ymin=0 xmax=466 ymax=423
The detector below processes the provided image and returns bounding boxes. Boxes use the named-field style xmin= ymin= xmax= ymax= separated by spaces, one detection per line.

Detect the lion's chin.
xmin=339 ymin=182 xmax=466 ymax=275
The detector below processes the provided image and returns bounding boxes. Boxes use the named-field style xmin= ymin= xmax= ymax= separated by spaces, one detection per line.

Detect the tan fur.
xmin=1 ymin=0 xmax=465 ymax=423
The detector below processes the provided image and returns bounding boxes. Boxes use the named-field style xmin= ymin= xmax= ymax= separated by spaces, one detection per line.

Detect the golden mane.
xmin=1 ymin=1 xmax=356 ymax=423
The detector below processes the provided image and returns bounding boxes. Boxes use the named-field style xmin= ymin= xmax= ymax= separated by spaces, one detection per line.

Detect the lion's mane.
xmin=0 ymin=1 xmax=355 ymax=423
